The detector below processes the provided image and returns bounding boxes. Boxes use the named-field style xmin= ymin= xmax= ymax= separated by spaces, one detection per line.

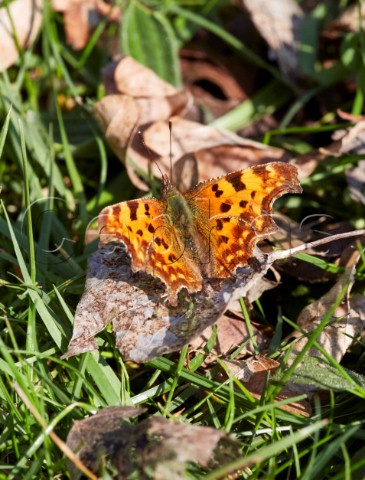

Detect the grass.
xmin=1 ymin=0 xmax=365 ymax=478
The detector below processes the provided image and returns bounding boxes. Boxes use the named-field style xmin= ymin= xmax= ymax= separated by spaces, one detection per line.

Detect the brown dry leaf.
xmin=52 ymin=0 xmax=120 ymax=50
xmin=324 ymin=120 xmax=365 ymax=156
xmin=66 ymin=406 xmax=143 ymax=479
xmin=142 ymin=117 xmax=289 ymax=191
xmin=292 ymin=119 xmax=365 ymax=180
xmin=144 ymin=118 xmax=286 ymax=166
xmin=66 ymin=406 xmax=241 ymax=480
xmin=222 ymin=356 xmax=312 ymax=417
xmin=62 ymin=244 xmax=275 ymax=363
xmin=94 ymin=57 xmax=191 ymax=190
xmin=326 ymin=122 xmax=365 ymax=204
xmin=290 ymin=267 xmax=365 ymax=365
xmin=95 ymin=57 xmax=288 ymax=191
xmin=180 ymin=48 xmax=249 ymax=120
xmin=190 ymin=313 xmax=271 ymax=364
xmin=106 ymin=56 xmax=177 ymax=97
xmin=346 ymin=159 xmax=365 ymax=205
xmin=239 ymin=0 xmax=304 ymax=79
xmin=324 ymin=3 xmax=365 ymax=37
xmin=93 ymin=94 xmax=140 ymax=160
xmin=337 ymin=110 xmax=365 ymax=123
xmin=0 ymin=0 xmax=43 ymax=70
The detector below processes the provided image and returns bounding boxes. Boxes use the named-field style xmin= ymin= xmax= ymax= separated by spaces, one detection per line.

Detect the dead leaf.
xmin=66 ymin=406 xmax=241 ymax=480
xmin=52 ymin=0 xmax=120 ymax=50
xmin=324 ymin=3 xmax=365 ymax=37
xmin=94 ymin=57 xmax=191 ymax=190
xmin=325 ymin=120 xmax=365 ymax=156
xmin=293 ymin=120 xmax=365 ymax=179
xmin=337 ymin=109 xmax=365 ymax=123
xmin=142 ymin=117 xmax=289 ymax=191
xmin=63 ymin=214 xmax=365 ymax=363
xmin=0 ymin=0 xmax=43 ymax=70
xmin=222 ymin=356 xmax=312 ymax=416
xmin=106 ymin=55 xmax=177 ymax=97
xmin=290 ymin=267 xmax=365 ymax=365
xmin=101 ymin=56 xmax=191 ymax=125
xmin=190 ymin=313 xmax=271 ymax=364
xmin=144 ymin=118 xmax=285 ymax=163
xmin=96 ymin=57 xmax=288 ymax=192
xmin=239 ymin=0 xmax=304 ymax=79
xmin=180 ymin=48 xmax=249 ymax=119
xmin=52 ymin=0 xmax=96 ymax=50
xmin=62 ymin=244 xmax=274 ymax=363
xmin=346 ymin=159 xmax=365 ymax=205
xmin=93 ymin=94 xmax=140 ymax=160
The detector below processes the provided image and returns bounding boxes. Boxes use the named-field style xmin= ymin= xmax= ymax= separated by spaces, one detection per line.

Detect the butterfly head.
xmin=161 ymin=172 xmax=174 ymax=197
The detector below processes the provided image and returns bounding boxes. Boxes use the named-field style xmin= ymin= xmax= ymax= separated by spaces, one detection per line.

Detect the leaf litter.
xmin=53 ymin=2 xmax=365 ymax=476
xmin=66 ymin=52 xmax=365 ymax=418
xmin=0 ymin=0 xmax=42 ymax=70
xmin=66 ymin=406 xmax=241 ymax=480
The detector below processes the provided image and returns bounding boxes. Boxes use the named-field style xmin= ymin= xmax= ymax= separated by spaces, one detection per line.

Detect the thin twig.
xmin=270 ymin=229 xmax=365 ymax=262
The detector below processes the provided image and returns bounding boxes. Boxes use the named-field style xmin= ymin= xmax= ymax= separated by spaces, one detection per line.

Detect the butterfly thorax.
xmin=165 ymin=185 xmax=212 ymax=269
xmin=166 ymin=186 xmax=196 ymax=231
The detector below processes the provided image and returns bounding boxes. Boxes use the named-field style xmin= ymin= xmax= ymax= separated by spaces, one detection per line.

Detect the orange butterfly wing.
xmin=98 ymin=198 xmax=202 ymax=304
xmin=184 ymin=162 xmax=302 ymax=277
xmin=98 ymin=162 xmax=301 ymax=304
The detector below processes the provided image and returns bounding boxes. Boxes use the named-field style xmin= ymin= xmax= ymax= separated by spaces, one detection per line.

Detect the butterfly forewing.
xmin=184 ymin=163 xmax=302 ymax=277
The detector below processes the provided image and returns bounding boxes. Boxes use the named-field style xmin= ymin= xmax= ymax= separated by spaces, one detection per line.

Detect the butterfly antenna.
xmin=169 ymin=119 xmax=173 ymax=182
xmin=137 ymin=130 xmax=165 ymax=180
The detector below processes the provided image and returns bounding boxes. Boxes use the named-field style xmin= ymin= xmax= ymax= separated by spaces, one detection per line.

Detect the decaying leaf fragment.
xmin=292 ymin=118 xmax=365 ymax=180
xmin=239 ymin=0 xmax=304 ymax=79
xmin=289 ymin=267 xmax=365 ymax=365
xmin=142 ymin=117 xmax=289 ymax=190
xmin=0 ymin=0 xmax=43 ymax=70
xmin=222 ymin=356 xmax=312 ymax=417
xmin=93 ymin=56 xmax=191 ymax=190
xmin=52 ymin=0 xmax=120 ymax=50
xmin=190 ymin=313 xmax=271 ymax=365
xmin=63 ymin=224 xmax=365 ymax=364
xmin=94 ymin=56 xmax=289 ymax=192
xmin=62 ymin=244 xmax=273 ymax=363
xmin=66 ymin=406 xmax=241 ymax=480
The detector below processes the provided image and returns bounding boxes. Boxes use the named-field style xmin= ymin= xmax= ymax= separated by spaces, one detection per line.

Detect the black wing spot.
xmin=216 ymin=219 xmax=223 ymax=231
xmin=227 ymin=175 xmax=246 ymax=192
xmin=220 ymin=203 xmax=232 ymax=213
xmin=128 ymin=202 xmax=138 ymax=221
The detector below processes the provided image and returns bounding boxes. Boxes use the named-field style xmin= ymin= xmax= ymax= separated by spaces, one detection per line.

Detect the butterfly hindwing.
xmin=98 ymin=198 xmax=202 ymax=304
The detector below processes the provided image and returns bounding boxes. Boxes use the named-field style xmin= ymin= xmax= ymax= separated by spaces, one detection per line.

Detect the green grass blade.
xmin=121 ymin=2 xmax=181 ymax=86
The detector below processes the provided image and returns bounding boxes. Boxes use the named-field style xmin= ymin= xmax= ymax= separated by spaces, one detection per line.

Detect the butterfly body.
xmin=98 ymin=162 xmax=302 ymax=305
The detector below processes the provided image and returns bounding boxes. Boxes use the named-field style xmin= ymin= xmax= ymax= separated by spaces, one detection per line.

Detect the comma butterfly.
xmin=98 ymin=162 xmax=302 ymax=305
